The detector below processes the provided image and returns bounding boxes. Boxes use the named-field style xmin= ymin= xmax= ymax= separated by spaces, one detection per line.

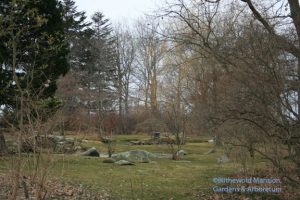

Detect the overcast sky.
xmin=74 ymin=0 xmax=161 ymax=24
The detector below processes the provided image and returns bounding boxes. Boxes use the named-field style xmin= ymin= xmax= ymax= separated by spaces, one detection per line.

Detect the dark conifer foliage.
xmin=0 ymin=0 xmax=69 ymax=106
xmin=62 ymin=0 xmax=93 ymax=71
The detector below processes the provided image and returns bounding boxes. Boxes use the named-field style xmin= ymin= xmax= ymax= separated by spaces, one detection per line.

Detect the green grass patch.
xmin=0 ymin=135 xmax=268 ymax=199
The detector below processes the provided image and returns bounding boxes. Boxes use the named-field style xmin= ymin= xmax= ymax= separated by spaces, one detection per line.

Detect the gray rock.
xmin=81 ymin=147 xmax=100 ymax=157
xmin=151 ymin=152 xmax=172 ymax=158
xmin=217 ymin=154 xmax=230 ymax=164
xmin=21 ymin=135 xmax=88 ymax=154
xmin=115 ymin=160 xmax=134 ymax=165
xmin=129 ymin=140 xmax=144 ymax=145
xmin=208 ymin=139 xmax=214 ymax=143
xmin=74 ymin=146 xmax=82 ymax=151
xmin=112 ymin=150 xmax=155 ymax=163
xmin=176 ymin=150 xmax=187 ymax=158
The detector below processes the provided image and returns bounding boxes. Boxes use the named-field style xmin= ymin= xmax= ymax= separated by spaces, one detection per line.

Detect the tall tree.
xmin=0 ymin=0 xmax=70 ymax=198
xmin=62 ymin=0 xmax=93 ymax=71
xmin=56 ymin=0 xmax=93 ymax=133
xmin=135 ymin=18 xmax=166 ymax=114
xmin=85 ymin=12 xmax=117 ymax=134
xmin=0 ymin=0 xmax=69 ymax=107
xmin=161 ymin=0 xmax=300 ymax=185
xmin=115 ymin=25 xmax=136 ymax=133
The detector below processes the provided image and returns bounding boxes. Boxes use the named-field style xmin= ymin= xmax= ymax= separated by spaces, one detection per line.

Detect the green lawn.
xmin=50 ymin=135 xmax=238 ymax=199
xmin=0 ymin=134 xmax=267 ymax=199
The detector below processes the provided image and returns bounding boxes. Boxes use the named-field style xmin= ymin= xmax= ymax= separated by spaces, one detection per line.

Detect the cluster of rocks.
xmin=21 ymin=135 xmax=79 ymax=153
xmin=18 ymin=134 xmax=192 ymax=165
xmin=100 ymin=149 xmax=189 ymax=165
xmin=102 ymin=150 xmax=155 ymax=165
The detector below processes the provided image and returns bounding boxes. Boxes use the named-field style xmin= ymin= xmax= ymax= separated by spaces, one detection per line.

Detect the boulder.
xmin=115 ymin=160 xmax=134 ymax=166
xmin=21 ymin=135 xmax=77 ymax=153
xmin=81 ymin=147 xmax=100 ymax=157
xmin=74 ymin=146 xmax=82 ymax=151
xmin=217 ymin=154 xmax=230 ymax=164
xmin=35 ymin=135 xmax=75 ymax=153
xmin=55 ymin=141 xmax=74 ymax=153
xmin=176 ymin=150 xmax=187 ymax=156
xmin=99 ymin=136 xmax=113 ymax=144
xmin=129 ymin=140 xmax=143 ymax=145
xmin=175 ymin=150 xmax=188 ymax=159
xmin=208 ymin=139 xmax=214 ymax=143
xmin=112 ymin=150 xmax=155 ymax=163
xmin=151 ymin=152 xmax=171 ymax=158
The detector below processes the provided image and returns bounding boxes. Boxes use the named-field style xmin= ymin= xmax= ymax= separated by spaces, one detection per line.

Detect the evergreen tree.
xmin=89 ymin=12 xmax=117 ymax=115
xmin=62 ymin=0 xmax=93 ymax=71
xmin=0 ymin=0 xmax=69 ymax=107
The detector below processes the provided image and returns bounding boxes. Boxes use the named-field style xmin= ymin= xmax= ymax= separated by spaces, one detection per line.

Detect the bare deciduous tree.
xmin=115 ymin=24 xmax=136 ymax=133
xmin=135 ymin=17 xmax=166 ymax=115
xmin=160 ymin=0 xmax=300 ymax=185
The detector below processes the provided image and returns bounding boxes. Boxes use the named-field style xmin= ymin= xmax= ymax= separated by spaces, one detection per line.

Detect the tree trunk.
xmin=211 ymin=66 xmax=222 ymax=146
xmin=117 ymin=58 xmax=124 ymax=134
xmin=297 ymin=57 xmax=300 ymax=177
xmin=0 ymin=131 xmax=7 ymax=156
xmin=145 ymin=72 xmax=150 ymax=110
xmin=150 ymin=71 xmax=158 ymax=114
xmin=124 ymin=89 xmax=129 ymax=115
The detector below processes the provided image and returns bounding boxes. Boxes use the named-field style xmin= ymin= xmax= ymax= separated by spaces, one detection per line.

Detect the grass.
xmin=0 ymin=134 xmax=268 ymax=199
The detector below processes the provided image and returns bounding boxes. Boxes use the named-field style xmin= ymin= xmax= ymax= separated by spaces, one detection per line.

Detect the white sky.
xmin=74 ymin=0 xmax=162 ymax=24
